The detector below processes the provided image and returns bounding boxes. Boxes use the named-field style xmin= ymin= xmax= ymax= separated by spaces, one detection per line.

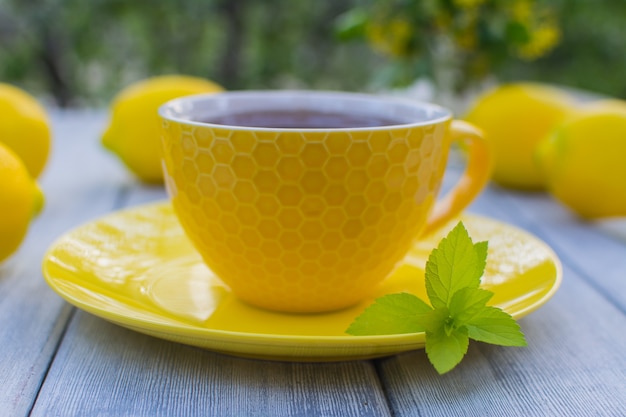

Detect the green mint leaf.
xmin=426 ymin=325 xmax=469 ymax=374
xmin=466 ymin=306 xmax=527 ymax=347
xmin=346 ymin=293 xmax=432 ymax=336
xmin=425 ymin=222 xmax=482 ymax=309
xmin=345 ymin=221 xmax=527 ymax=375
xmin=449 ymin=287 xmax=494 ymax=325
xmin=422 ymin=306 xmax=449 ymax=334
xmin=474 ymin=240 xmax=489 ymax=279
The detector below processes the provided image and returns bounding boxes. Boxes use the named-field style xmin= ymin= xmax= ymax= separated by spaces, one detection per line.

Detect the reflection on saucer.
xmin=145 ymin=258 xmax=229 ymax=323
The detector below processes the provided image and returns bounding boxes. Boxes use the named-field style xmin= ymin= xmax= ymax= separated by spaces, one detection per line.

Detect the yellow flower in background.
xmin=517 ymin=23 xmax=560 ymax=60
xmin=508 ymin=0 xmax=560 ymax=60
xmin=352 ymin=0 xmax=561 ymax=91
xmin=367 ymin=18 xmax=413 ymax=57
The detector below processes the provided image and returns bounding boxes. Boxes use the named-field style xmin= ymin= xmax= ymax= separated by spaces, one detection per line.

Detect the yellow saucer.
xmin=43 ymin=202 xmax=561 ymax=362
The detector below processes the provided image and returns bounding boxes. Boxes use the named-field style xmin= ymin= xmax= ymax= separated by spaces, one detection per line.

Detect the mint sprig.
xmin=346 ymin=222 xmax=527 ymax=374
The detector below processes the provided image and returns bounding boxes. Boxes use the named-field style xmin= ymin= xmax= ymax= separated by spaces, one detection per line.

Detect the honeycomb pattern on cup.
xmin=161 ymin=121 xmax=451 ymax=313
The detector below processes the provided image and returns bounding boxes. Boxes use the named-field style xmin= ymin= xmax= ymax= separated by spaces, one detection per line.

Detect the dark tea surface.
xmin=199 ymin=110 xmax=402 ymax=129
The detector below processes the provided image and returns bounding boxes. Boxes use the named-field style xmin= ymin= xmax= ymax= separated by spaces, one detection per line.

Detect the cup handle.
xmin=422 ymin=120 xmax=492 ymax=236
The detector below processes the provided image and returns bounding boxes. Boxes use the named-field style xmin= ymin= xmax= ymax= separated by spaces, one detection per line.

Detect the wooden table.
xmin=1 ymin=110 xmax=625 ymax=417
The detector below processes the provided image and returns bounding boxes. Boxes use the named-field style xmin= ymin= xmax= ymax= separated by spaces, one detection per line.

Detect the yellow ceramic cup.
xmin=159 ymin=91 xmax=491 ymax=313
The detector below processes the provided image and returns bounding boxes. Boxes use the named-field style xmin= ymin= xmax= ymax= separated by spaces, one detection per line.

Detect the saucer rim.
xmin=42 ymin=201 xmax=562 ymax=358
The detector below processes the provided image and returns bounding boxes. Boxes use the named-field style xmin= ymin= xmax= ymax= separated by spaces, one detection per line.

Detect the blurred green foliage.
xmin=497 ymin=0 xmax=626 ymax=98
xmin=0 ymin=0 xmax=625 ymax=107
xmin=337 ymin=0 xmax=563 ymax=94
xmin=0 ymin=0 xmax=380 ymax=107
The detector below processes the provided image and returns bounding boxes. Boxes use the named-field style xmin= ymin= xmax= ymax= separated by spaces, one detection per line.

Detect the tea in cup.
xmin=159 ymin=91 xmax=491 ymax=313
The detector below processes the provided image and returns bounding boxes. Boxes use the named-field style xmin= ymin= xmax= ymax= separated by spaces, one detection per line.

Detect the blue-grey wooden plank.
xmin=123 ymin=185 xmax=169 ymax=206
xmin=376 ymin=185 xmax=626 ymax=416
xmin=30 ymin=310 xmax=391 ymax=417
xmin=0 ymin=110 xmax=128 ymax=416
xmin=478 ymin=187 xmax=626 ymax=313
xmin=376 ymin=262 xmax=626 ymax=416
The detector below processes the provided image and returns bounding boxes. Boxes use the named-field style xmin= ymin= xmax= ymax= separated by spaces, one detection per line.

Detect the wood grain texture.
xmin=376 ymin=263 xmax=626 ymax=416
xmin=0 ymin=111 xmax=128 ymax=416
xmin=376 ymin=185 xmax=626 ymax=416
xmin=30 ymin=312 xmax=391 ymax=417
xmin=478 ymin=187 xmax=626 ymax=313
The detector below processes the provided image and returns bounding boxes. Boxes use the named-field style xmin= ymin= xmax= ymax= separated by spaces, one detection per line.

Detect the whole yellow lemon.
xmin=0 ymin=142 xmax=44 ymax=262
xmin=464 ymin=83 xmax=574 ymax=189
xmin=536 ymin=100 xmax=626 ymax=219
xmin=0 ymin=83 xmax=52 ymax=179
xmin=102 ymin=75 xmax=224 ymax=183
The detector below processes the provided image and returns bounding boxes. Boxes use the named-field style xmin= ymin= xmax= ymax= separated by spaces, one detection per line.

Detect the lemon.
xmin=0 ymin=142 xmax=44 ymax=262
xmin=464 ymin=83 xmax=574 ymax=189
xmin=0 ymin=83 xmax=52 ymax=178
xmin=102 ymin=75 xmax=224 ymax=183
xmin=536 ymin=101 xmax=626 ymax=219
